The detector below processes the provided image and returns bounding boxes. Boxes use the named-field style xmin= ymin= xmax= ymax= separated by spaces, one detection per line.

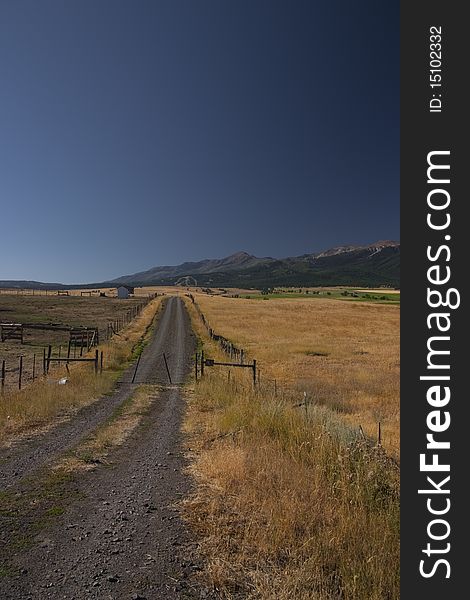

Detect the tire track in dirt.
xmin=0 ymin=296 xmax=207 ymax=599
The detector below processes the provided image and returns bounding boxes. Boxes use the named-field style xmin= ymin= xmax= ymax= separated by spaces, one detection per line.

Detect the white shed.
xmin=116 ymin=285 xmax=134 ymax=299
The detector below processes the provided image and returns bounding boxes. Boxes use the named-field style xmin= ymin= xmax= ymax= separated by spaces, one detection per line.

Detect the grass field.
xmin=192 ymin=292 xmax=400 ymax=457
xmin=183 ymin=296 xmax=400 ymax=599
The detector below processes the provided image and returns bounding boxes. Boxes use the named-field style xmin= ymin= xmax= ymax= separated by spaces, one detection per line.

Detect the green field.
xmin=240 ymin=288 xmax=400 ymax=304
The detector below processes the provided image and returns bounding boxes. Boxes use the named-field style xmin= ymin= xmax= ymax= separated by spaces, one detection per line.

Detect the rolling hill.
xmin=111 ymin=241 xmax=400 ymax=288
xmin=0 ymin=241 xmax=400 ymax=290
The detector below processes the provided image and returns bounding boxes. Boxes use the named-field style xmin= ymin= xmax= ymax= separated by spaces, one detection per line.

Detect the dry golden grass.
xmin=182 ymin=296 xmax=399 ymax=600
xmin=0 ymin=297 xmax=164 ymax=444
xmin=193 ymin=294 xmax=399 ymax=457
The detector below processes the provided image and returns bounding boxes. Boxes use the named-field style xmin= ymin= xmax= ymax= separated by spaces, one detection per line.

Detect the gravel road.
xmin=0 ymin=296 xmax=208 ymax=599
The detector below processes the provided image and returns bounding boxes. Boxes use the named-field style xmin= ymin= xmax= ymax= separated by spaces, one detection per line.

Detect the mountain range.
xmin=0 ymin=241 xmax=400 ymax=290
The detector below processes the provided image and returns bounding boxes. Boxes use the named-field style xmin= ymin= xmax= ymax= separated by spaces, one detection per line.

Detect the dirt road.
xmin=0 ymin=296 xmax=207 ymax=599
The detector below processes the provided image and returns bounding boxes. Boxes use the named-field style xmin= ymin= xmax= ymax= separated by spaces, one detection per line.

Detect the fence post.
xmin=19 ymin=355 xmax=23 ymax=390
xmin=100 ymin=351 xmax=103 ymax=374
xmin=46 ymin=345 xmax=52 ymax=374
xmin=377 ymin=422 xmax=382 ymax=446
xmin=94 ymin=349 xmax=99 ymax=374
xmin=131 ymin=353 xmax=142 ymax=383
xmin=162 ymin=353 xmax=172 ymax=385
xmin=252 ymin=360 xmax=257 ymax=386
xmin=1 ymin=359 xmax=5 ymax=391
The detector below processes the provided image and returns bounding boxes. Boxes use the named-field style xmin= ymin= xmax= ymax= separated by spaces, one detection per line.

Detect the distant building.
xmin=116 ymin=285 xmax=134 ymax=299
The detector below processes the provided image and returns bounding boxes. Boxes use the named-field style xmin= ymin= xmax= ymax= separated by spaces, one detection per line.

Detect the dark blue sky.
xmin=0 ymin=0 xmax=399 ymax=283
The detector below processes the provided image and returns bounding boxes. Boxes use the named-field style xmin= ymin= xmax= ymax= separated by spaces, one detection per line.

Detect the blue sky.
xmin=0 ymin=0 xmax=399 ymax=283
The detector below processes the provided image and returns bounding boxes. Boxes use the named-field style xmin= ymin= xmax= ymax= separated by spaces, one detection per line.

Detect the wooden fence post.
xmin=162 ymin=353 xmax=172 ymax=385
xmin=100 ymin=351 xmax=103 ymax=374
xmin=378 ymin=422 xmax=382 ymax=446
xmin=252 ymin=360 xmax=257 ymax=386
xmin=94 ymin=349 xmax=99 ymax=374
xmin=1 ymin=359 xmax=5 ymax=391
xmin=131 ymin=353 xmax=142 ymax=383
xmin=18 ymin=355 xmax=23 ymax=390
xmin=46 ymin=345 xmax=52 ymax=374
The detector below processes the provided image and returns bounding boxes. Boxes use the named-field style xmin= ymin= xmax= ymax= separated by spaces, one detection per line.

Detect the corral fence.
xmin=0 ymin=323 xmax=23 ymax=343
xmin=69 ymin=328 xmax=99 ymax=351
xmin=0 ymin=292 xmax=162 ymax=393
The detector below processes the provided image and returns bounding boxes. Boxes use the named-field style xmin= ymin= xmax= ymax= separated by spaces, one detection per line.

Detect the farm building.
xmin=116 ymin=285 xmax=134 ymax=299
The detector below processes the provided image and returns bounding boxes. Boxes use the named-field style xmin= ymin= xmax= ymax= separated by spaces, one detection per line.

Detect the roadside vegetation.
xmin=182 ymin=296 xmax=400 ymax=599
xmin=0 ymin=297 xmax=164 ymax=443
